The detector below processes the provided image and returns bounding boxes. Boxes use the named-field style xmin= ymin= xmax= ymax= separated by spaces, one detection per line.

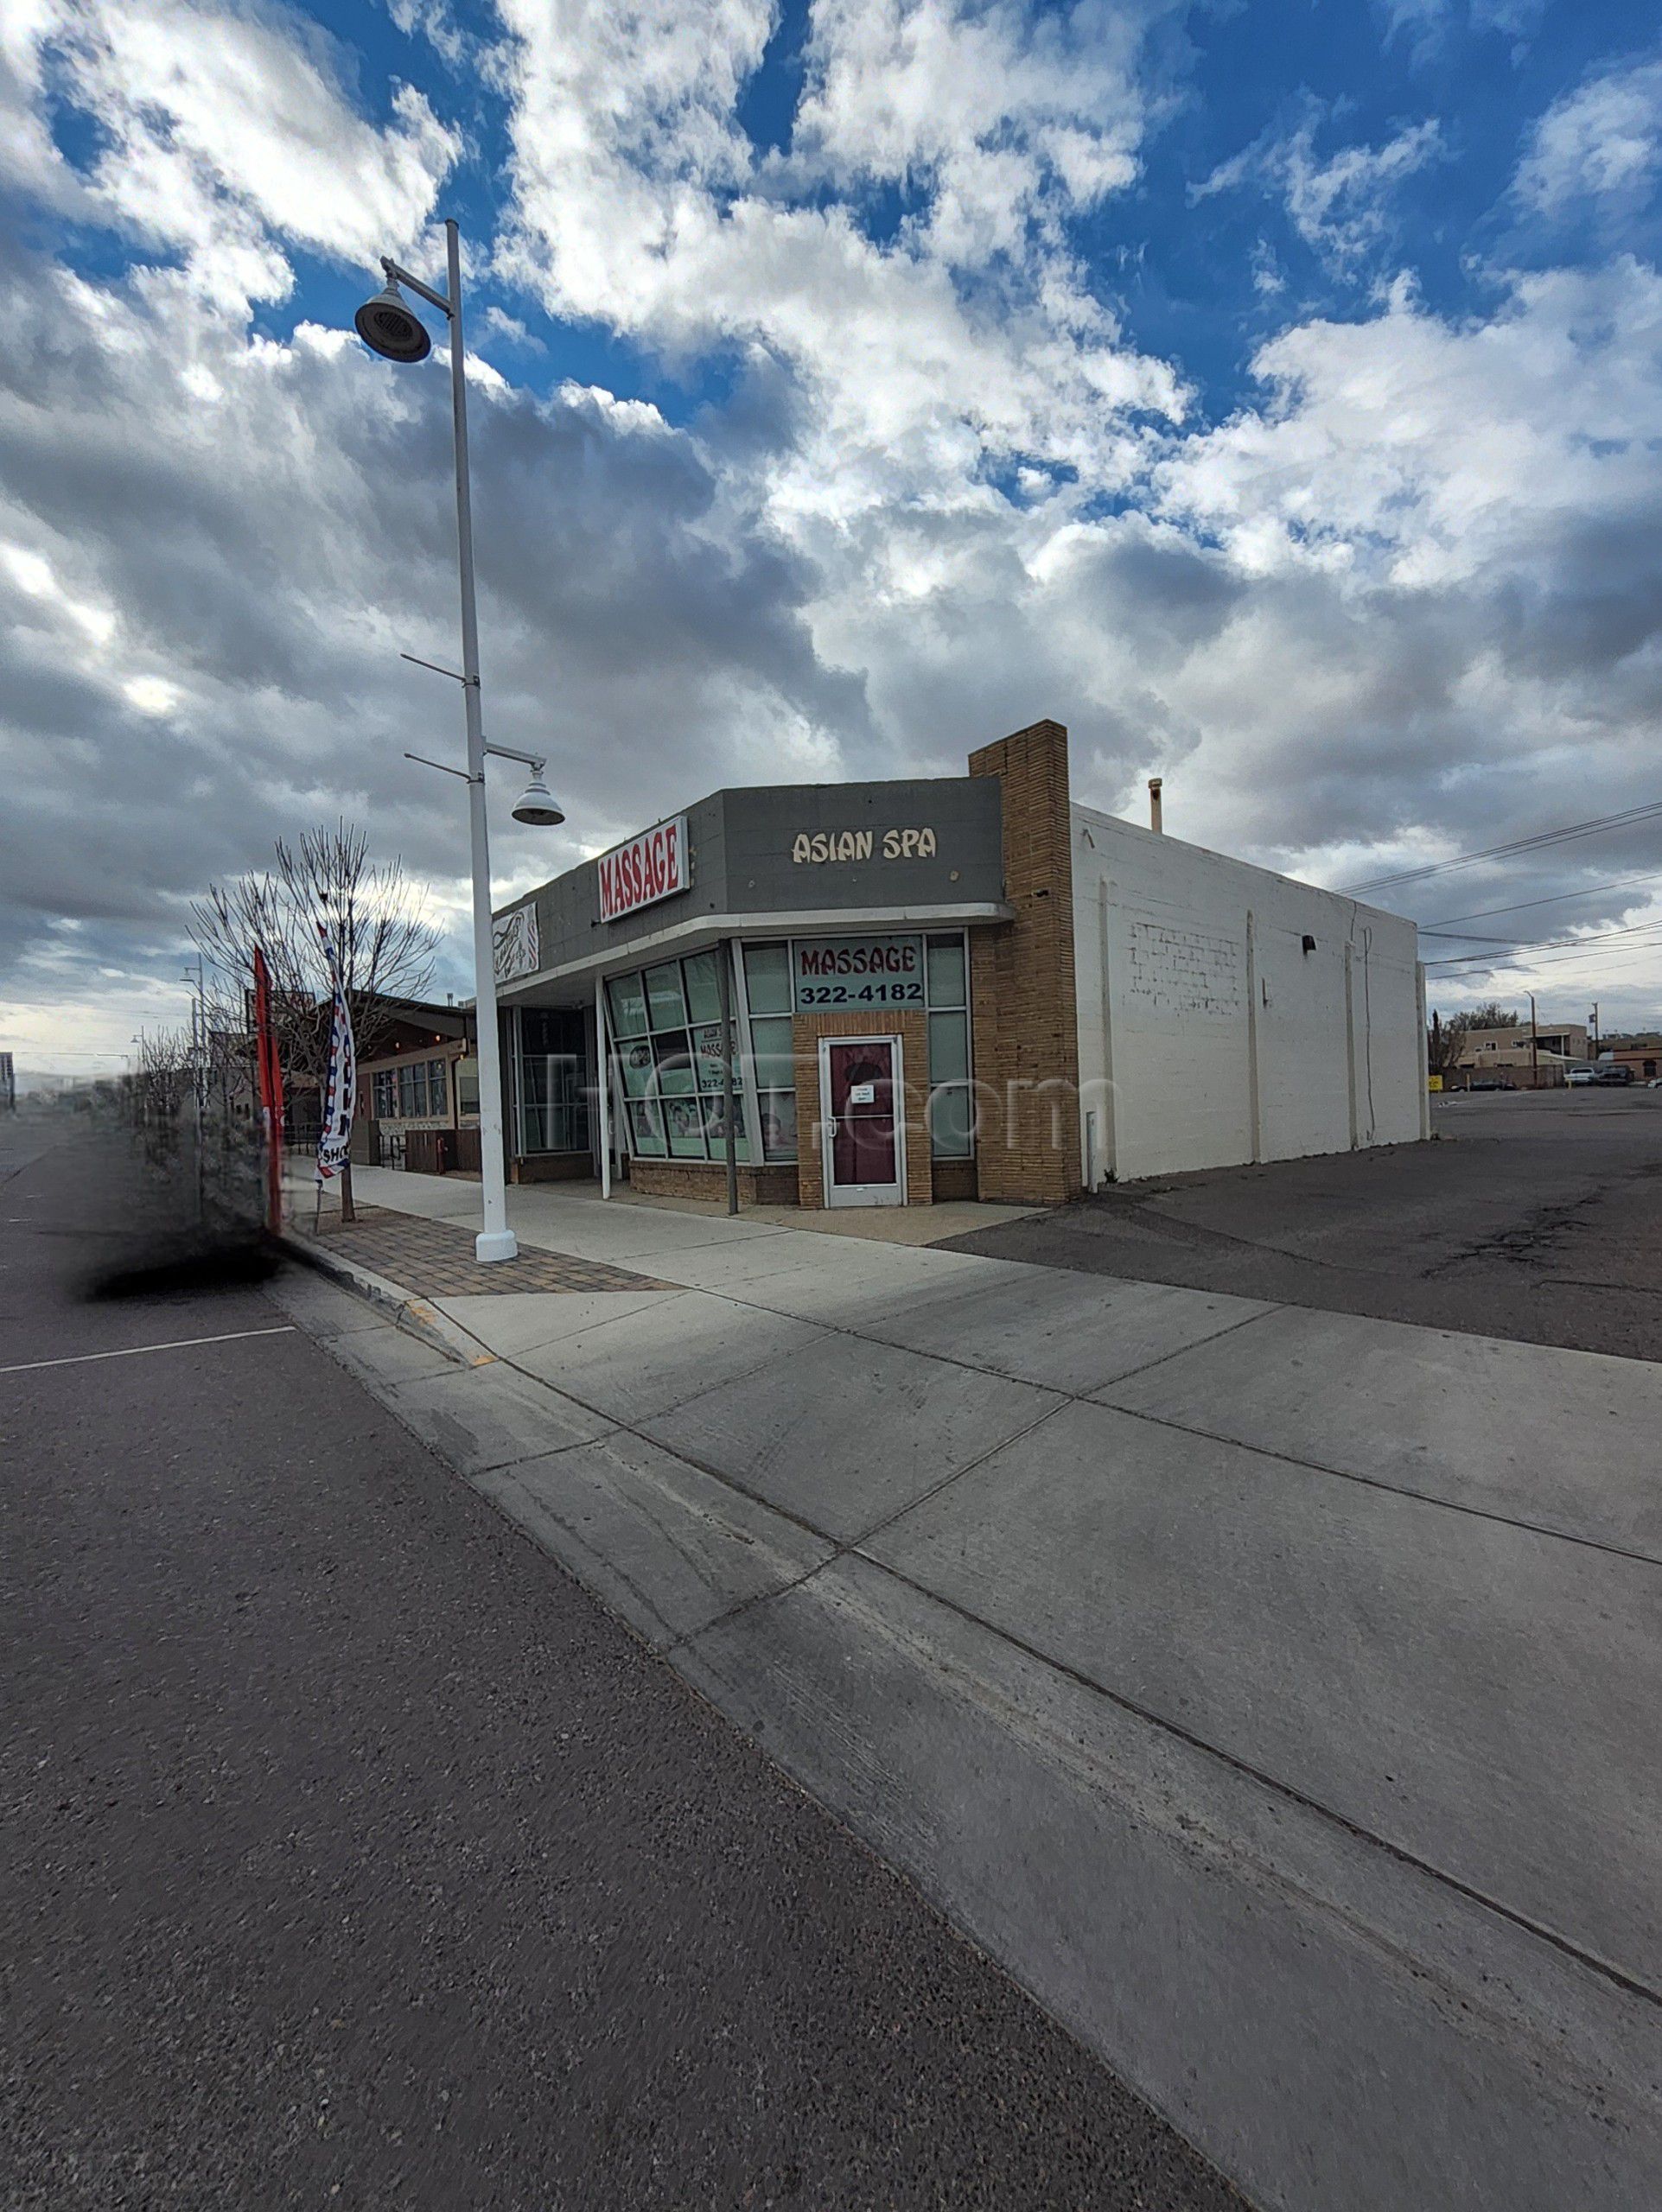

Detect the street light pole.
xmin=441 ymin=222 xmax=516 ymax=1262
xmin=354 ymin=219 xmax=549 ymax=1264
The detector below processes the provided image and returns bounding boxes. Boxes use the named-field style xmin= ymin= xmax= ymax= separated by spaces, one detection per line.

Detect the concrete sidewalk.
xmin=277 ymin=1165 xmax=1662 ymax=2212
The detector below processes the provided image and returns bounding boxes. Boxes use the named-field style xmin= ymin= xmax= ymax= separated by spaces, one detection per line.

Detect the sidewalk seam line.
xmin=832 ymin=1550 xmax=1662 ymax=2016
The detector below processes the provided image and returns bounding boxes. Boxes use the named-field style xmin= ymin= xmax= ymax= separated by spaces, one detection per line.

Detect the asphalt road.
xmin=0 ymin=1115 xmax=1245 ymax=2212
xmin=947 ymin=1089 xmax=1662 ymax=1361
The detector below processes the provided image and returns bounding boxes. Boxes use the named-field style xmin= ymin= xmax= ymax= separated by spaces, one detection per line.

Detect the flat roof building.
xmin=487 ymin=719 xmax=1427 ymax=1211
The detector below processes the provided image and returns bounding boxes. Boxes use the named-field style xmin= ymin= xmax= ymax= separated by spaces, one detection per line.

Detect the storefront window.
xmin=607 ymin=974 xmax=648 ymax=1039
xmin=748 ymin=1014 xmax=793 ymax=1088
xmin=644 ymin=962 xmax=687 ymax=1033
xmin=759 ymin=1084 xmax=797 ymax=1163
xmin=925 ymin=932 xmax=971 ymax=1160
xmin=603 ymin=932 xmax=972 ymax=1172
xmin=604 ymin=950 xmax=747 ymax=1166
xmin=519 ymin=1009 xmax=591 ymax=1154
xmin=682 ymin=948 xmax=723 ymax=1026
xmin=457 ymin=1058 xmax=480 ymax=1116
xmin=927 ymin=1010 xmax=969 ymax=1084
xmin=628 ymin=1097 xmax=666 ymax=1155
xmin=929 ymin=1083 xmax=973 ymax=1159
xmin=742 ymin=943 xmax=793 ymax=1014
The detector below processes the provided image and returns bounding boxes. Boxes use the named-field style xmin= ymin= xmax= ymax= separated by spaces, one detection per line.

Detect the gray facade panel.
xmin=721 ymin=779 xmax=1003 ymax=914
xmin=504 ymin=777 xmax=1003 ymax=979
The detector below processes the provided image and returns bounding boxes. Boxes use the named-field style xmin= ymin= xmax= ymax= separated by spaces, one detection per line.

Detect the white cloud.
xmin=494 ymin=0 xmax=1186 ymax=543
xmin=6 ymin=0 xmax=1662 ymax=1056
xmin=1194 ymin=111 xmax=1446 ymax=270
xmin=5 ymin=0 xmax=459 ymax=302
xmin=1515 ymin=58 xmax=1662 ymax=219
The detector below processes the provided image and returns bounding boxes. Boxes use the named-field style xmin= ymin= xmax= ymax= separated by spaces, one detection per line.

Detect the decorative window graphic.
xmin=494 ymin=903 xmax=541 ymax=982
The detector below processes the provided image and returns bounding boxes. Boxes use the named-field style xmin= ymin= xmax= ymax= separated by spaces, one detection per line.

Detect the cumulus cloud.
xmin=3 ymin=0 xmax=460 ymax=302
xmin=1515 ymin=57 xmax=1662 ymax=221
xmin=4 ymin=0 xmax=1662 ymax=1061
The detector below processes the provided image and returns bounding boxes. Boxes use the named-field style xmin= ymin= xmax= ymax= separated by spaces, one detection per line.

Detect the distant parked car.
xmin=1468 ymin=1076 xmax=1516 ymax=1092
xmin=1594 ymin=1064 xmax=1634 ymax=1086
xmin=1566 ymin=1066 xmax=1597 ymax=1087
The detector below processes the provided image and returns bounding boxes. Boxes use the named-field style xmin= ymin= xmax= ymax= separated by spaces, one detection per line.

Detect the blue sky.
xmin=3 ymin=0 xmax=1662 ymax=1065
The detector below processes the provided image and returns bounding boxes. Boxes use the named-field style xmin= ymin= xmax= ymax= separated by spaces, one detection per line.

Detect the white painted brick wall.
xmin=1071 ymin=804 xmax=1424 ymax=1184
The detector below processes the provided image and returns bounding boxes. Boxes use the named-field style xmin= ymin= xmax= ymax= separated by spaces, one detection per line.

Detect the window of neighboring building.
xmin=373 ymin=1057 xmax=449 ymax=1122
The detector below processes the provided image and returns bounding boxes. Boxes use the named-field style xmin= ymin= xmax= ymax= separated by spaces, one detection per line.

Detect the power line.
xmin=1339 ymin=798 xmax=1662 ymax=895
xmin=1421 ymin=871 xmax=1662 ymax=931
xmin=1424 ymin=920 xmax=1662 ymax=970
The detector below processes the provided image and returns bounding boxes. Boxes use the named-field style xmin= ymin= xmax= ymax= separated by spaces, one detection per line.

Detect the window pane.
xmin=653 ymin=1033 xmax=696 ymax=1094
xmin=748 ymin=1014 xmax=794 ymax=1089
xmin=428 ymin=1059 xmax=448 ymax=1115
xmin=628 ymin=1098 xmax=666 ymax=1156
xmin=927 ymin=935 xmax=967 ymax=1007
xmin=607 ymin=973 xmax=648 ymax=1038
xmin=457 ymin=1058 xmax=480 ymax=1115
xmin=617 ymin=1037 xmax=656 ymax=1098
xmin=759 ymin=1087 xmax=798 ymax=1162
xmin=664 ymin=1096 xmax=706 ymax=1158
xmin=644 ymin=962 xmax=687 ymax=1031
xmin=691 ymin=1021 xmax=736 ymax=1090
xmin=744 ymin=942 xmax=792 ymax=1014
xmin=930 ymin=1083 xmax=973 ymax=1158
xmin=700 ymin=1095 xmax=751 ymax=1161
xmin=928 ymin=1010 xmax=969 ymax=1086
xmin=682 ymin=948 xmax=722 ymax=1025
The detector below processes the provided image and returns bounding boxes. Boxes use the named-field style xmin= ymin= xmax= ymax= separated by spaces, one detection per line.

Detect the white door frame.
xmin=818 ymin=1033 xmax=906 ymax=1207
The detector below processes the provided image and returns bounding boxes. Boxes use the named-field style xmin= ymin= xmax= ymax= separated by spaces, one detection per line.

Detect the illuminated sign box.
xmin=597 ymin=814 xmax=689 ymax=923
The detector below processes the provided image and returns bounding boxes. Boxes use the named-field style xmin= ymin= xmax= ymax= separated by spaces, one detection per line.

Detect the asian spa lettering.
xmin=791 ymin=827 xmax=938 ymax=864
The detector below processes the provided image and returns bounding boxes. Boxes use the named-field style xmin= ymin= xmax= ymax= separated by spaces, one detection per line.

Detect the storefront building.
xmin=489 ymin=720 xmax=1427 ymax=1209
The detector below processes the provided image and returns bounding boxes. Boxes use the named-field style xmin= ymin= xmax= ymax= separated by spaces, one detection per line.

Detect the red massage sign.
xmin=596 ymin=814 xmax=689 ymax=923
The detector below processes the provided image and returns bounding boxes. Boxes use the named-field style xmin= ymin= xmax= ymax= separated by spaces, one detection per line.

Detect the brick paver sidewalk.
xmin=305 ymin=1205 xmax=672 ymax=1299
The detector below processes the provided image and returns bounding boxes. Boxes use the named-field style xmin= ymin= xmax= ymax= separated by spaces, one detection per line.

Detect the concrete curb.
xmin=277 ymin=1225 xmax=487 ymax=1370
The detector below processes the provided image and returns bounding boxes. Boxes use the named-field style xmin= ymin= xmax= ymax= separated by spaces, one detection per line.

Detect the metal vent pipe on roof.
xmin=1149 ymin=777 xmax=1163 ymax=833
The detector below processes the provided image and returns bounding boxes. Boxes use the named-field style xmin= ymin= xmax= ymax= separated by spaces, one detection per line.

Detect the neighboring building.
xmin=1599 ymin=1037 xmax=1662 ymax=1083
xmin=1453 ymin=1021 xmax=1591 ymax=1087
xmin=483 ymin=719 xmax=1426 ymax=1211
xmin=356 ymin=1000 xmax=480 ymax=1170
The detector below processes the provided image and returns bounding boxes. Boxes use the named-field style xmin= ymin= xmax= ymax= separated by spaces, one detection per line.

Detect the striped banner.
xmin=315 ymin=927 xmax=357 ymax=1185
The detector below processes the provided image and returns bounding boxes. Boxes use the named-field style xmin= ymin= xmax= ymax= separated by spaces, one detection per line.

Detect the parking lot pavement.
xmin=945 ymin=1088 xmax=1662 ymax=1361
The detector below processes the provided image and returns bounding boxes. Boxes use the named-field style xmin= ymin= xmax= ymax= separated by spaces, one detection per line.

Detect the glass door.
xmin=818 ymin=1037 xmax=904 ymax=1206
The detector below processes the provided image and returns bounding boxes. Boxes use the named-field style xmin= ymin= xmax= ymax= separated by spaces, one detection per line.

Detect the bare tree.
xmin=193 ymin=823 xmax=439 ymax=1220
xmin=1426 ymin=1010 xmax=1471 ymax=1082
xmin=1465 ymin=1001 xmax=1520 ymax=1030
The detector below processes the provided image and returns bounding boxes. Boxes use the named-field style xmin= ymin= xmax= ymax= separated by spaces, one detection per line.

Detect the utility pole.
xmin=1590 ymin=1001 xmax=1600 ymax=1058
xmin=1529 ymin=991 xmax=1539 ymax=1090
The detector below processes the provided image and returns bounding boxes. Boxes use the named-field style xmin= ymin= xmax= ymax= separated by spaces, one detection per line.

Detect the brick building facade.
xmin=481 ymin=716 xmax=1423 ymax=1209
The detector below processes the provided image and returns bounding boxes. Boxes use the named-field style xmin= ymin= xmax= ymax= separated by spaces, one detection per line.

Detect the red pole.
xmin=252 ymin=947 xmax=284 ymax=1232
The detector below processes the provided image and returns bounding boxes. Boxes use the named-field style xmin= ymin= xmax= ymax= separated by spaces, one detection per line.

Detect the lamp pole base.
xmin=474 ymin=1228 xmax=519 ymax=1265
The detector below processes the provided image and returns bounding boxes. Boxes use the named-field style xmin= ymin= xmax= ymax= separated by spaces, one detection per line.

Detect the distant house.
xmin=1598 ymin=1037 xmax=1662 ymax=1083
xmin=356 ymin=1000 xmax=480 ymax=1171
xmin=1454 ymin=1021 xmax=1591 ymax=1088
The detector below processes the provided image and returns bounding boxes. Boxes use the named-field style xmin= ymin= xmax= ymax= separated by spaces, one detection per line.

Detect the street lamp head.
xmin=353 ymin=277 xmax=431 ymax=365
xmin=511 ymin=767 xmax=565 ymax=827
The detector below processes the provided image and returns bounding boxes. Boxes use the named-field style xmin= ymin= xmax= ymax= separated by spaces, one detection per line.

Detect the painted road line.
xmin=0 ymin=1325 xmax=297 ymax=1376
